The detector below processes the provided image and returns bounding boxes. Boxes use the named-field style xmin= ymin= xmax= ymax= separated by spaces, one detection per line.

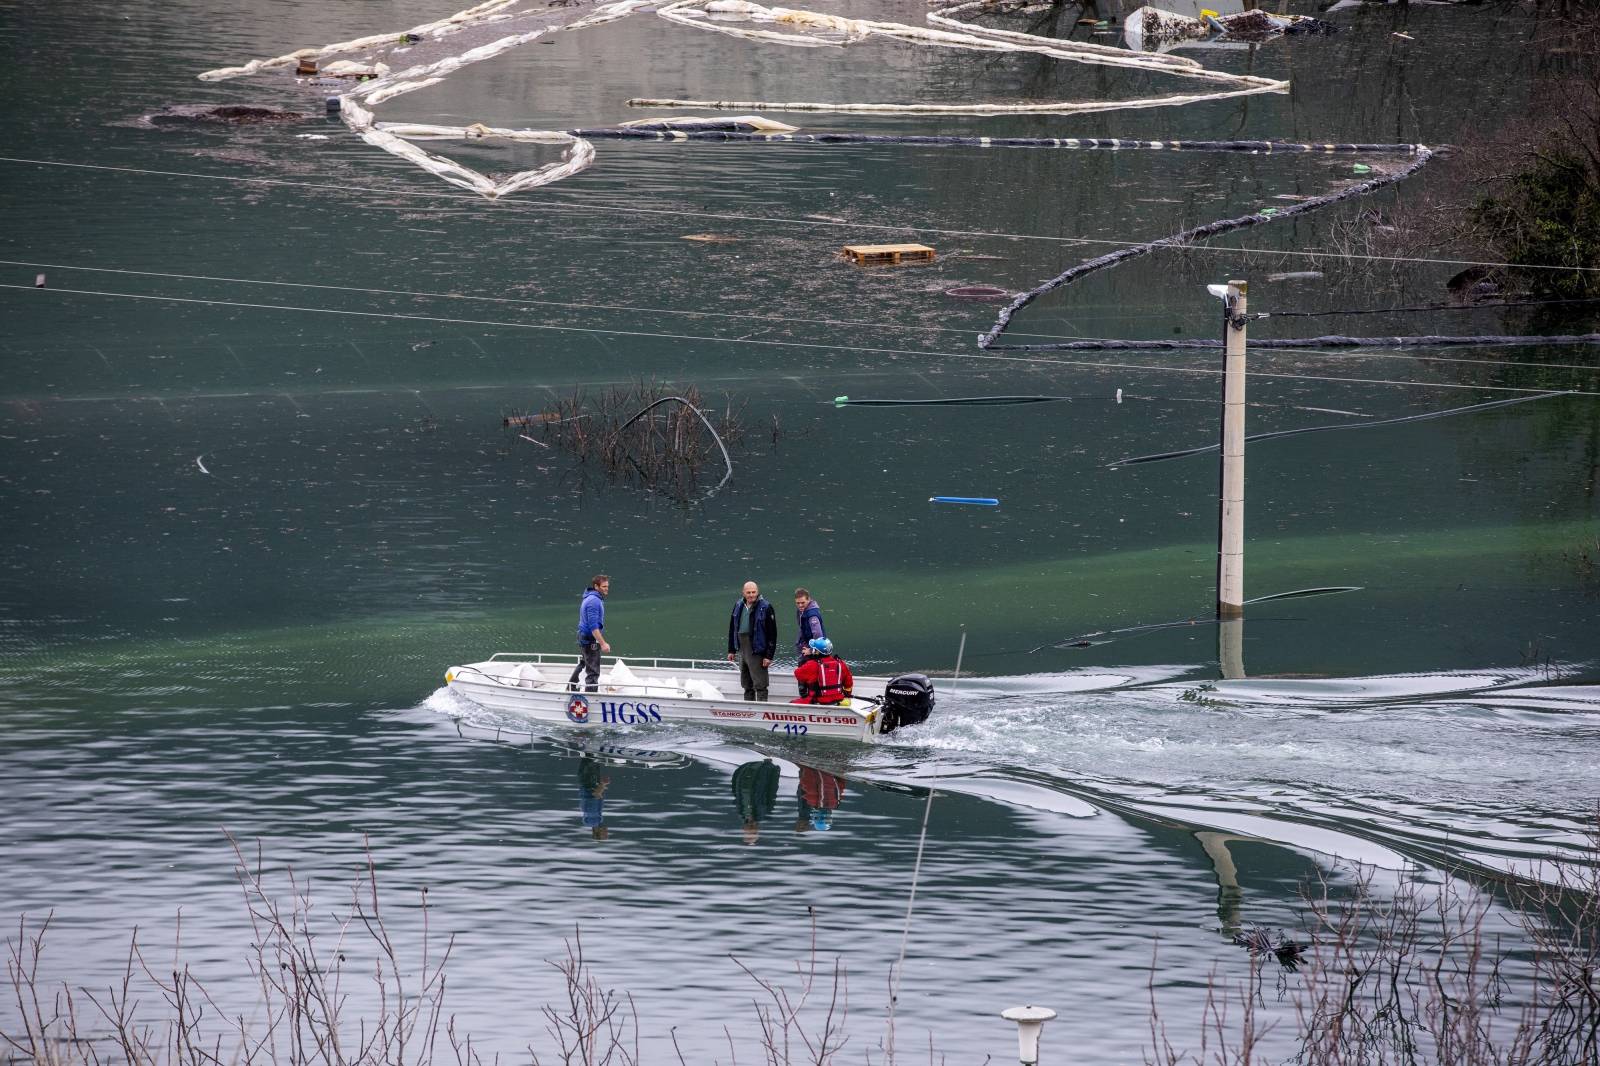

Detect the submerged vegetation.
xmin=503 ymin=381 xmax=779 ymax=505
xmin=1354 ymin=8 xmax=1600 ymax=305
xmin=1467 ymin=63 xmax=1600 ymax=300
xmin=1148 ymin=815 xmax=1600 ymax=1066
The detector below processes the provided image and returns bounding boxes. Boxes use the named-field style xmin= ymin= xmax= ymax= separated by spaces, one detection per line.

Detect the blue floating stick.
xmin=930 ymin=496 xmax=1000 ymax=507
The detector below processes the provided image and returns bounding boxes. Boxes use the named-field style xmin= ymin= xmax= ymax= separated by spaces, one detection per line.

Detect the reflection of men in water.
xmin=726 ymin=581 xmax=778 ymax=702
xmin=579 ymin=755 xmax=610 ymax=840
xmin=795 ymin=766 xmax=846 ymax=832
xmin=732 ymin=758 xmax=781 ymax=844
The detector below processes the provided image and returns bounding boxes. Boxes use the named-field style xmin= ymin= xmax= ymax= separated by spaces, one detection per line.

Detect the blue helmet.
xmin=808 ymin=637 xmax=834 ymax=655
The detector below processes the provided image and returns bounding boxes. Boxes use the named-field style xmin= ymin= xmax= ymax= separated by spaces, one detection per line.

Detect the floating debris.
xmin=944 ymin=284 xmax=1011 ymax=299
xmin=1124 ymin=6 xmax=1335 ymax=51
xmin=320 ymin=60 xmax=391 ymax=79
xmin=143 ymin=104 xmax=308 ymax=127
xmin=681 ymin=233 xmax=740 ymax=243
xmin=200 ymin=1 xmax=1290 ymax=198
xmin=930 ymin=496 xmax=999 ymax=506
xmin=980 ymin=147 xmax=1437 ymax=351
xmin=843 ymin=243 xmax=935 ymax=265
xmin=1266 ymin=270 xmax=1325 ymax=282
xmin=503 ymin=411 xmax=569 ymax=428
xmin=1232 ymin=925 xmax=1305 ymax=971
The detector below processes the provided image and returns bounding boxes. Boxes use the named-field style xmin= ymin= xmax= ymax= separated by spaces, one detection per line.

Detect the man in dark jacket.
xmin=727 ymin=581 xmax=778 ymax=701
xmin=793 ymin=587 xmax=827 ymax=658
xmin=568 ymin=574 xmax=610 ymax=693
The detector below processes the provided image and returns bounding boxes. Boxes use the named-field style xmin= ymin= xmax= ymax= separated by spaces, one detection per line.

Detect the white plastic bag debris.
xmin=1123 ymin=6 xmax=1208 ymax=50
xmin=320 ymin=60 xmax=391 ymax=79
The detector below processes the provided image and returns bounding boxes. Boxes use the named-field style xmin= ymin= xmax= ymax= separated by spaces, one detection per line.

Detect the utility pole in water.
xmin=1212 ymin=280 xmax=1248 ymax=679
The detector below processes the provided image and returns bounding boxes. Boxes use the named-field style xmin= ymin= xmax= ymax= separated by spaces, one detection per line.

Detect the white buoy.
xmin=1001 ymin=1005 xmax=1056 ymax=1064
xmin=1115 ymin=387 xmax=1122 ymax=404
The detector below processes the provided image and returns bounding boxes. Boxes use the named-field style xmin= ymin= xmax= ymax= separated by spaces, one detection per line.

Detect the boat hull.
xmin=444 ymin=653 xmax=887 ymax=741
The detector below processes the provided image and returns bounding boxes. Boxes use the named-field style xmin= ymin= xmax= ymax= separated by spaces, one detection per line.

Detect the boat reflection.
xmin=795 ymin=764 xmax=847 ymax=833
xmin=732 ymin=757 xmax=851 ymax=839
xmin=579 ymin=754 xmax=610 ymax=840
xmin=732 ymin=757 xmax=780 ymax=844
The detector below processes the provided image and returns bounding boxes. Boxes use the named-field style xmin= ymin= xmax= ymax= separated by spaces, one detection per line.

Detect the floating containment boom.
xmin=198 ymin=0 xmax=1289 ymax=199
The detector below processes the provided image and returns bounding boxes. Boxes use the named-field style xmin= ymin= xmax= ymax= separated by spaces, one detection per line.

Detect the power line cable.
xmin=5 ymin=154 xmax=1599 ymax=276
xmin=6 ymin=283 xmax=1595 ymax=397
xmin=0 ymin=259 xmax=1089 ymax=344
xmin=1257 ymin=297 xmax=1600 ymax=317
xmin=6 ymin=275 xmax=1593 ymax=376
xmin=996 ymin=334 xmax=1600 ymax=351
xmin=11 ymin=260 xmax=1600 ymax=372
xmin=1107 ymin=391 xmax=1573 ymax=467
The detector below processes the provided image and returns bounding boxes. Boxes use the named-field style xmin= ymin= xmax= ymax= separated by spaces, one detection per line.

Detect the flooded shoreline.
xmin=3 ymin=0 xmax=1597 ymax=1061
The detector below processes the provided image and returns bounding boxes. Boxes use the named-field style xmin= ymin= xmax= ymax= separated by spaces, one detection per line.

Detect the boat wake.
xmin=422 ymin=666 xmax=1600 ymax=881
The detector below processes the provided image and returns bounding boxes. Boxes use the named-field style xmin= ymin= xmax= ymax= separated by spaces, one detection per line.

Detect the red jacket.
xmin=800 ymin=767 xmax=846 ymax=810
xmin=793 ymin=655 xmax=853 ymax=704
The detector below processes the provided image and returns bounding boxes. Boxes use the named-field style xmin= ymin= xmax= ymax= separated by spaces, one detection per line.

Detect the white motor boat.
xmin=444 ymin=653 xmax=935 ymax=742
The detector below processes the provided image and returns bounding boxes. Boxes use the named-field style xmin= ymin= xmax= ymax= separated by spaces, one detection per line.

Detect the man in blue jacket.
xmin=793 ymin=587 xmax=827 ymax=658
xmin=727 ymin=580 xmax=778 ymax=701
xmin=568 ymin=574 xmax=610 ymax=693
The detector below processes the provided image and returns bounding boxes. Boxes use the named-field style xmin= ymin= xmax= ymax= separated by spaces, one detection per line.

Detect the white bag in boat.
xmin=604 ymin=658 xmax=641 ymax=689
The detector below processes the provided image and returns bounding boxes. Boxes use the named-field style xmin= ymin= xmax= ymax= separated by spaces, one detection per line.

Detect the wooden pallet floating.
xmin=842 ymin=243 xmax=936 ymax=265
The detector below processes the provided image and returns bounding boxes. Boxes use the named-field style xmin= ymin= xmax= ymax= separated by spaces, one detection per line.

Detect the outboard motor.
xmin=878 ymin=673 xmax=935 ymax=735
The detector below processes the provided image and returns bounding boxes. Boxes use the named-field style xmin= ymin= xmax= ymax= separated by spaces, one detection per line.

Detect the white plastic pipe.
xmin=1000 ymin=1004 xmax=1056 ymax=1064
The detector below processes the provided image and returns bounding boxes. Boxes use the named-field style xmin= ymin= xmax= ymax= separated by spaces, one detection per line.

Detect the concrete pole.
xmin=1217 ymin=280 xmax=1247 ymax=621
xmin=1219 ymin=617 xmax=1245 ymax=680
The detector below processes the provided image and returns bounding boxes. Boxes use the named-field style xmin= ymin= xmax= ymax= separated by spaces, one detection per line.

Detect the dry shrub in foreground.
xmin=3 ymin=836 xmax=863 ymax=1066
xmin=5 ymin=835 xmax=462 ymax=1066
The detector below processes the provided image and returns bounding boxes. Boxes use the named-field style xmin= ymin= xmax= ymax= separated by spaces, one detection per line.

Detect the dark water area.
xmin=2 ymin=1 xmax=1598 ymax=1062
